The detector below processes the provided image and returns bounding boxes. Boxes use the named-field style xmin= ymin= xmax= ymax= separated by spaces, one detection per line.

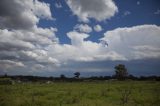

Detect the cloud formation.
xmin=123 ymin=11 xmax=131 ymax=16
xmin=67 ymin=31 xmax=90 ymax=46
xmin=0 ymin=0 xmax=160 ymax=75
xmin=44 ymin=25 xmax=160 ymax=75
xmin=0 ymin=0 xmax=58 ymax=71
xmin=74 ymin=24 xmax=92 ymax=33
xmin=0 ymin=27 xmax=59 ymax=70
xmin=0 ymin=0 xmax=52 ymax=30
xmin=154 ymin=9 xmax=160 ymax=15
xmin=101 ymin=25 xmax=160 ymax=60
xmin=55 ymin=3 xmax=62 ymax=9
xmin=0 ymin=60 xmax=25 ymax=70
xmin=94 ymin=25 xmax=103 ymax=32
xmin=137 ymin=1 xmax=140 ymax=5
xmin=48 ymin=31 xmax=125 ymax=63
xmin=66 ymin=0 xmax=118 ymax=22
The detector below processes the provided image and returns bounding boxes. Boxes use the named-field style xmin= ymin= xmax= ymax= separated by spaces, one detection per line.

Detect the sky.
xmin=0 ymin=0 xmax=160 ymax=77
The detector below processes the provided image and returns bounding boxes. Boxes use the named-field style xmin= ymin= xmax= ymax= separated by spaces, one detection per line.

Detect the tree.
xmin=74 ymin=72 xmax=80 ymax=78
xmin=60 ymin=74 xmax=66 ymax=79
xmin=4 ymin=73 xmax=8 ymax=77
xmin=114 ymin=64 xmax=128 ymax=80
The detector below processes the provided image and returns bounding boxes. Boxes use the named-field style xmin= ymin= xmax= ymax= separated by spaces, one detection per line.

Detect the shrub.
xmin=0 ymin=78 xmax=12 ymax=85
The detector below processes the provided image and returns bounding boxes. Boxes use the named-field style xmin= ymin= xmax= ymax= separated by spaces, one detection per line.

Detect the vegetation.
xmin=0 ymin=78 xmax=12 ymax=85
xmin=60 ymin=74 xmax=66 ymax=79
xmin=114 ymin=64 xmax=128 ymax=80
xmin=0 ymin=64 xmax=160 ymax=106
xmin=74 ymin=72 xmax=80 ymax=78
xmin=0 ymin=81 xmax=159 ymax=106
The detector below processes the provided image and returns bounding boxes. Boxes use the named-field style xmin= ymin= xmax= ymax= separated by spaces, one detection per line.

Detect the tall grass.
xmin=0 ymin=81 xmax=159 ymax=106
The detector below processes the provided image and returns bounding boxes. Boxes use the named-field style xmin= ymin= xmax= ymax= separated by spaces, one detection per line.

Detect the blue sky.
xmin=0 ymin=0 xmax=160 ymax=77
xmin=39 ymin=0 xmax=160 ymax=44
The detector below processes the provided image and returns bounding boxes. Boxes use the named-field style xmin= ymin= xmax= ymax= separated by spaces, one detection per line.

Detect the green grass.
xmin=0 ymin=81 xmax=160 ymax=106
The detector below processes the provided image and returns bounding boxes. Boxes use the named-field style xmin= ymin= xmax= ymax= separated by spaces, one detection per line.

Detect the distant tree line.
xmin=0 ymin=64 xmax=160 ymax=82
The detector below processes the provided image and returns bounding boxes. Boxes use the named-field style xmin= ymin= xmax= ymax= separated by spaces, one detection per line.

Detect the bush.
xmin=0 ymin=78 xmax=12 ymax=85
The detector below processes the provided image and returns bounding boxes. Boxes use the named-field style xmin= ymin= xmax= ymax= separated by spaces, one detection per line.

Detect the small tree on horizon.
xmin=115 ymin=64 xmax=128 ymax=80
xmin=60 ymin=74 xmax=66 ymax=79
xmin=74 ymin=72 xmax=80 ymax=78
xmin=4 ymin=73 xmax=8 ymax=77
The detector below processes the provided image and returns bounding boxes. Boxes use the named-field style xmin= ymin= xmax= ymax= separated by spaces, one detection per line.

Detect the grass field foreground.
xmin=0 ymin=81 xmax=160 ymax=106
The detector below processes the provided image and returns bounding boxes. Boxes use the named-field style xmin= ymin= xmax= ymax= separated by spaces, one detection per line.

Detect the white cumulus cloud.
xmin=101 ymin=25 xmax=160 ymax=60
xmin=67 ymin=31 xmax=90 ymax=46
xmin=74 ymin=24 xmax=92 ymax=33
xmin=0 ymin=0 xmax=53 ymax=30
xmin=0 ymin=0 xmax=58 ymax=71
xmin=0 ymin=0 xmax=160 ymax=75
xmin=94 ymin=25 xmax=103 ymax=32
xmin=66 ymin=0 xmax=118 ymax=22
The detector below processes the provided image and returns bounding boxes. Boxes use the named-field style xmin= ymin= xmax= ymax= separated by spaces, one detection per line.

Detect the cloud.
xmin=2 ymin=24 xmax=160 ymax=73
xmin=1 ymin=25 xmax=160 ymax=74
xmin=32 ymin=64 xmax=45 ymax=70
xmin=94 ymin=25 xmax=103 ymax=32
xmin=137 ymin=1 xmax=140 ymax=5
xmin=66 ymin=0 xmax=118 ymax=22
xmin=0 ymin=27 xmax=59 ymax=70
xmin=0 ymin=0 xmax=159 ymax=75
xmin=34 ymin=0 xmax=53 ymax=20
xmin=0 ymin=60 xmax=25 ymax=70
xmin=0 ymin=0 xmax=59 ymax=71
xmin=123 ymin=11 xmax=131 ymax=16
xmin=55 ymin=3 xmax=62 ymax=8
xmin=47 ymin=31 xmax=126 ymax=63
xmin=0 ymin=27 xmax=57 ymax=50
xmin=101 ymin=25 xmax=160 ymax=60
xmin=67 ymin=31 xmax=90 ymax=46
xmin=154 ymin=9 xmax=160 ymax=15
xmin=74 ymin=24 xmax=92 ymax=33
xmin=0 ymin=0 xmax=52 ymax=30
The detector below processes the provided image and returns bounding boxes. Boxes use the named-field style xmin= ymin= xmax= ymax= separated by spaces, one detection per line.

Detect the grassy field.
xmin=0 ymin=81 xmax=160 ymax=106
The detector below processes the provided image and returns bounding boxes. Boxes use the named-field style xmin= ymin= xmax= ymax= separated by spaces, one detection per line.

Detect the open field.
xmin=0 ymin=81 xmax=160 ymax=106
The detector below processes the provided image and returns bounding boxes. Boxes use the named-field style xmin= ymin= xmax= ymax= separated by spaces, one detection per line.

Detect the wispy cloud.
xmin=123 ymin=11 xmax=131 ymax=17
xmin=154 ymin=9 xmax=160 ymax=15
xmin=55 ymin=3 xmax=62 ymax=8
xmin=137 ymin=1 xmax=140 ymax=5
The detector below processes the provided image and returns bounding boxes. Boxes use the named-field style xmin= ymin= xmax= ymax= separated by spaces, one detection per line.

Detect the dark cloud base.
xmin=1 ymin=59 xmax=159 ymax=77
